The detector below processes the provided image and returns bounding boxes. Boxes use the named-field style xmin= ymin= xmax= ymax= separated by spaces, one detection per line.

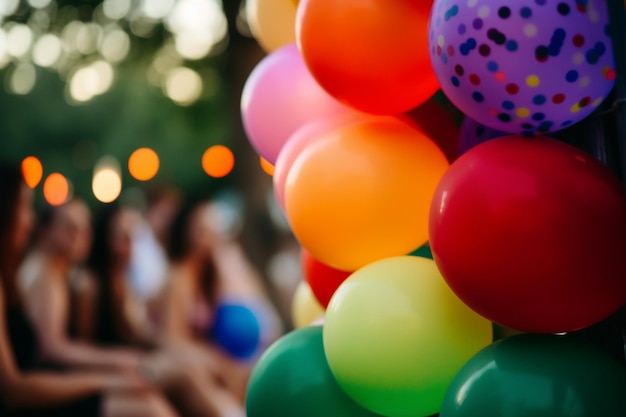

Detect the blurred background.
xmin=0 ymin=0 xmax=299 ymax=325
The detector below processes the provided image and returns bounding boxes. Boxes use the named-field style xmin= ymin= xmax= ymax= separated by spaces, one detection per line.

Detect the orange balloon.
xmin=285 ymin=118 xmax=449 ymax=271
xmin=297 ymin=0 xmax=438 ymax=115
xmin=260 ymin=156 xmax=275 ymax=176
xmin=273 ymin=112 xmax=367 ymax=209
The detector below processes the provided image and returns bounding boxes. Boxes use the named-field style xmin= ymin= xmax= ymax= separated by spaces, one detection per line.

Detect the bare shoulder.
xmin=17 ymin=253 xmax=64 ymax=302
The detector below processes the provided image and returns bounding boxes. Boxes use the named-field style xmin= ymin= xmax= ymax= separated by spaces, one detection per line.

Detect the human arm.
xmin=211 ymin=242 xmax=284 ymax=342
xmin=21 ymin=270 xmax=142 ymax=372
xmin=69 ymin=269 xmax=99 ymax=341
xmin=160 ymin=269 xmax=195 ymax=345
xmin=0 ymin=283 xmax=143 ymax=410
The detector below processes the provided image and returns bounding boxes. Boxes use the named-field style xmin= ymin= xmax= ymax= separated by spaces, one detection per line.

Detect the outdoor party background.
xmin=0 ymin=0 xmax=300 ymax=316
xmin=1 ymin=1 xmax=625 ymax=416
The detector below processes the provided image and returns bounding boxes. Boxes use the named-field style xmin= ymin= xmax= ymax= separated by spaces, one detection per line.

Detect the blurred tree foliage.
xmin=0 ymin=0 xmax=243 ymax=207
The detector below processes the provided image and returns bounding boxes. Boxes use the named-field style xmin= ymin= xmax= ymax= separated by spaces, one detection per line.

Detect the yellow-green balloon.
xmin=324 ymin=256 xmax=492 ymax=417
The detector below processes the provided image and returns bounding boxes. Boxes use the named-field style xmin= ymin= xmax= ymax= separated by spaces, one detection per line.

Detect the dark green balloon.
xmin=408 ymin=242 xmax=433 ymax=259
xmin=440 ymin=334 xmax=626 ymax=417
xmin=246 ymin=326 xmax=383 ymax=417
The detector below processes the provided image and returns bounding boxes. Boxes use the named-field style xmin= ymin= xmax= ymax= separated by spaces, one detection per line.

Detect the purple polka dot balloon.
xmin=429 ymin=0 xmax=616 ymax=135
xmin=459 ymin=117 xmax=507 ymax=154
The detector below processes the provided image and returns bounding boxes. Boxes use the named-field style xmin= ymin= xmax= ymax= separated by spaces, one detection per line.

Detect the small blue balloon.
xmin=211 ymin=302 xmax=261 ymax=360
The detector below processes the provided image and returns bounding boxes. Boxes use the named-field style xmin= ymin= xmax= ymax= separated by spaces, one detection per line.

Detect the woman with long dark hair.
xmin=0 ymin=163 xmax=178 ymax=417
xmin=87 ymin=204 xmax=155 ymax=347
xmin=162 ymin=199 xmax=282 ymax=406
xmin=83 ymin=202 xmax=247 ymax=417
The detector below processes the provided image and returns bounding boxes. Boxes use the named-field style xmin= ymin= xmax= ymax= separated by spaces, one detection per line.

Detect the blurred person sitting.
xmin=161 ymin=199 xmax=282 ymax=403
xmin=0 ymin=164 xmax=178 ymax=417
xmin=128 ymin=186 xmax=182 ymax=304
xmin=81 ymin=203 xmax=247 ymax=417
xmin=18 ymin=197 xmax=147 ymax=373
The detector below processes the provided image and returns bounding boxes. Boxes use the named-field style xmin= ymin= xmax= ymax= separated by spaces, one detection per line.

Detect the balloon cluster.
xmin=242 ymin=1 xmax=626 ymax=416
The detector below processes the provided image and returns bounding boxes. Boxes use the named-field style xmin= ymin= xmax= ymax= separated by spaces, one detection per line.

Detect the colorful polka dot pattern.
xmin=429 ymin=0 xmax=616 ymax=135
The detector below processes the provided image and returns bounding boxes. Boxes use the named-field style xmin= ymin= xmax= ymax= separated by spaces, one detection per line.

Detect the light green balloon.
xmin=324 ymin=256 xmax=493 ymax=417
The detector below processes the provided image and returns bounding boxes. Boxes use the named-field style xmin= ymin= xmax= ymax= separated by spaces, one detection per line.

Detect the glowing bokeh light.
xmin=0 ymin=0 xmax=20 ymax=17
xmin=128 ymin=147 xmax=160 ymax=181
xmin=43 ymin=173 xmax=69 ymax=206
xmin=103 ymin=0 xmax=132 ymax=20
xmin=76 ymin=23 xmax=102 ymax=55
xmin=100 ymin=28 xmax=130 ymax=63
xmin=0 ymin=29 xmax=7 ymax=60
xmin=62 ymin=21 xmax=83 ymax=52
xmin=167 ymin=0 xmax=227 ymax=60
xmin=69 ymin=65 xmax=99 ymax=102
xmin=7 ymin=24 xmax=33 ymax=58
xmin=260 ymin=156 xmax=275 ymax=176
xmin=165 ymin=67 xmax=202 ymax=105
xmin=92 ymin=167 xmax=122 ymax=203
xmin=28 ymin=0 xmax=53 ymax=8
xmin=91 ymin=60 xmax=114 ymax=94
xmin=202 ymin=145 xmax=234 ymax=178
xmin=32 ymin=34 xmax=62 ymax=67
xmin=21 ymin=156 xmax=43 ymax=189
xmin=68 ymin=61 xmax=114 ymax=103
xmin=9 ymin=63 xmax=36 ymax=95
xmin=141 ymin=0 xmax=176 ymax=19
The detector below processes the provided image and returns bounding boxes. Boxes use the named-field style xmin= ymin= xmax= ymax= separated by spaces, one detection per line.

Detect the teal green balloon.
xmin=441 ymin=334 xmax=626 ymax=417
xmin=246 ymin=326 xmax=383 ymax=417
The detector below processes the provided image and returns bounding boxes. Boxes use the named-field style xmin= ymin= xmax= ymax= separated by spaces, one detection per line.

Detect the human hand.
xmin=103 ymin=373 xmax=149 ymax=393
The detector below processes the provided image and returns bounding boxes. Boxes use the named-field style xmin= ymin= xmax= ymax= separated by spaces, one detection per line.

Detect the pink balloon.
xmin=273 ymin=113 xmax=366 ymax=210
xmin=241 ymin=43 xmax=356 ymax=164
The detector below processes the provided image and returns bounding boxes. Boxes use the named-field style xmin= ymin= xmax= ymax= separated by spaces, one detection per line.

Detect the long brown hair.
xmin=0 ymin=164 xmax=27 ymax=308
xmin=87 ymin=203 xmax=138 ymax=345
xmin=167 ymin=200 xmax=217 ymax=305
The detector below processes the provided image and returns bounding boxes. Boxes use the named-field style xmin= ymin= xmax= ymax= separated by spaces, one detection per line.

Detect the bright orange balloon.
xmin=260 ymin=156 xmax=275 ymax=176
xmin=128 ymin=148 xmax=160 ymax=181
xmin=21 ymin=156 xmax=43 ymax=188
xmin=273 ymin=112 xmax=367 ymax=209
xmin=297 ymin=0 xmax=438 ymax=115
xmin=285 ymin=118 xmax=449 ymax=271
xmin=202 ymin=145 xmax=235 ymax=178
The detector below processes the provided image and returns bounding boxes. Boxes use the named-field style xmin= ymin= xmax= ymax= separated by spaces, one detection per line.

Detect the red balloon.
xmin=296 ymin=0 xmax=438 ymax=115
xmin=429 ymin=136 xmax=626 ymax=334
xmin=402 ymin=96 xmax=461 ymax=163
xmin=301 ymin=249 xmax=353 ymax=308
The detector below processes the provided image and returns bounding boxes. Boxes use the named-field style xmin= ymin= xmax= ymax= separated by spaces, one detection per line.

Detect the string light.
xmin=128 ymin=147 xmax=159 ymax=181
xmin=43 ymin=173 xmax=69 ymax=206
xmin=202 ymin=145 xmax=234 ymax=178
xmin=21 ymin=156 xmax=43 ymax=188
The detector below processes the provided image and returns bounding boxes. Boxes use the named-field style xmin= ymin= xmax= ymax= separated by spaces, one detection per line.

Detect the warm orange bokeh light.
xmin=260 ymin=156 xmax=275 ymax=176
xmin=128 ymin=147 xmax=160 ymax=181
xmin=21 ymin=156 xmax=43 ymax=188
xmin=202 ymin=145 xmax=235 ymax=178
xmin=43 ymin=173 xmax=69 ymax=206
